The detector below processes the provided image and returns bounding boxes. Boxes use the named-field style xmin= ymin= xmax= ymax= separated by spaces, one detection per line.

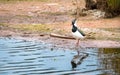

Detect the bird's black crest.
xmin=72 ymin=19 xmax=77 ymax=25
xmin=72 ymin=18 xmax=77 ymax=33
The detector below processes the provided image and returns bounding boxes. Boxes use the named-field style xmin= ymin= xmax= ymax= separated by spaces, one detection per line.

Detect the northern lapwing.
xmin=71 ymin=19 xmax=85 ymax=47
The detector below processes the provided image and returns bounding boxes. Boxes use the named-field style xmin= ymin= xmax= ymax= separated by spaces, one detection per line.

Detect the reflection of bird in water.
xmin=71 ymin=53 xmax=88 ymax=69
xmin=71 ymin=19 xmax=86 ymax=54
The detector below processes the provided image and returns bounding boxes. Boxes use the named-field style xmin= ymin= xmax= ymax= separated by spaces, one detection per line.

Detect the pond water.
xmin=0 ymin=37 xmax=120 ymax=75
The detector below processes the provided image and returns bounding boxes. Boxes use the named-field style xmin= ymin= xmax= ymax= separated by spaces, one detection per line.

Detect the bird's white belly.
xmin=72 ymin=30 xmax=84 ymax=39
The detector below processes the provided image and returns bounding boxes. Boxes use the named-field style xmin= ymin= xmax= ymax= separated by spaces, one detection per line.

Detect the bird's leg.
xmin=76 ymin=39 xmax=79 ymax=47
xmin=76 ymin=39 xmax=80 ymax=55
xmin=77 ymin=50 xmax=80 ymax=55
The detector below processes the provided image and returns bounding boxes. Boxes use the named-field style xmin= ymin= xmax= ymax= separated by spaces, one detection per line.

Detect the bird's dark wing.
xmin=78 ymin=28 xmax=85 ymax=36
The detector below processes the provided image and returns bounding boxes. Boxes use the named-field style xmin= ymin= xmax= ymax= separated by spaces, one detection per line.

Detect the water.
xmin=0 ymin=37 xmax=120 ymax=75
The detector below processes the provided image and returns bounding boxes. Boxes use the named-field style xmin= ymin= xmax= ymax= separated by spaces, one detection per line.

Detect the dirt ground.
xmin=0 ymin=0 xmax=120 ymax=48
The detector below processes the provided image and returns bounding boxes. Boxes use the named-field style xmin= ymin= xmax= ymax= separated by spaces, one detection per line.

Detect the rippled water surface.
xmin=0 ymin=37 xmax=120 ymax=75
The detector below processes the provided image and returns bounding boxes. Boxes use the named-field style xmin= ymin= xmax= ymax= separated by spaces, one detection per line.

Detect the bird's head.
xmin=72 ymin=19 xmax=77 ymax=27
xmin=71 ymin=61 xmax=77 ymax=68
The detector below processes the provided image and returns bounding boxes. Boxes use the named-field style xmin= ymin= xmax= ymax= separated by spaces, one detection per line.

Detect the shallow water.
xmin=0 ymin=37 xmax=120 ymax=75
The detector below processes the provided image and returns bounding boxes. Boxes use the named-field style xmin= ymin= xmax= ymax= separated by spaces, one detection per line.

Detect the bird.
xmin=71 ymin=19 xmax=86 ymax=48
xmin=71 ymin=53 xmax=88 ymax=68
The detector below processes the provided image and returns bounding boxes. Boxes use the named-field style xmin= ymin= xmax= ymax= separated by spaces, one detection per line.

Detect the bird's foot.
xmin=76 ymin=42 xmax=79 ymax=47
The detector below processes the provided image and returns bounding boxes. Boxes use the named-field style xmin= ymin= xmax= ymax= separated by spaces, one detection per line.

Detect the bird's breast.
xmin=72 ymin=30 xmax=84 ymax=39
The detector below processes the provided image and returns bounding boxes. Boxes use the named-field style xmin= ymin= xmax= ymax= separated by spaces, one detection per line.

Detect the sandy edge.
xmin=0 ymin=30 xmax=120 ymax=48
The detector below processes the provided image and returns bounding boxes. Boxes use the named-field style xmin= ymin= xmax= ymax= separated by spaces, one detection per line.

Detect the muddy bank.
xmin=15 ymin=36 xmax=120 ymax=48
xmin=0 ymin=29 xmax=119 ymax=48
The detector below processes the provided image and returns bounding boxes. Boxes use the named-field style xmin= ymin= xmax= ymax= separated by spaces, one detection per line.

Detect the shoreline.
xmin=0 ymin=30 xmax=119 ymax=48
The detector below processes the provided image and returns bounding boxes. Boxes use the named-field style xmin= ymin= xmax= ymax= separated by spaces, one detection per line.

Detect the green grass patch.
xmin=0 ymin=23 xmax=8 ymax=27
xmin=40 ymin=11 xmax=68 ymax=16
xmin=15 ymin=15 xmax=32 ymax=18
xmin=85 ymin=28 xmax=120 ymax=40
xmin=10 ymin=24 xmax=53 ymax=33
xmin=100 ymin=28 xmax=120 ymax=33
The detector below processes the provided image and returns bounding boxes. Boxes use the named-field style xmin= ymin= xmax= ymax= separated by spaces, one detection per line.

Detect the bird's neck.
xmin=73 ymin=23 xmax=77 ymax=27
xmin=72 ymin=24 xmax=77 ymax=28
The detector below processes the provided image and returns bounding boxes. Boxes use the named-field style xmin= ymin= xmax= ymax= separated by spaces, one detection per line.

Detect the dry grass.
xmin=12 ymin=24 xmax=53 ymax=33
xmin=0 ymin=24 xmax=53 ymax=34
xmin=0 ymin=23 xmax=120 ymax=40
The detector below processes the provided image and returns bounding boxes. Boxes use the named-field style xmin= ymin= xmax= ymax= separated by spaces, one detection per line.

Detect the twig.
xmin=50 ymin=33 xmax=75 ymax=39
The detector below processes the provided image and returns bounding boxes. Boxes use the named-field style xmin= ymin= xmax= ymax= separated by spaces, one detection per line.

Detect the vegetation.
xmin=10 ymin=24 xmax=53 ymax=33
xmin=100 ymin=48 xmax=120 ymax=54
xmin=107 ymin=0 xmax=120 ymax=10
xmin=0 ymin=23 xmax=53 ymax=33
xmin=84 ymin=0 xmax=120 ymax=18
xmin=100 ymin=0 xmax=120 ymax=17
